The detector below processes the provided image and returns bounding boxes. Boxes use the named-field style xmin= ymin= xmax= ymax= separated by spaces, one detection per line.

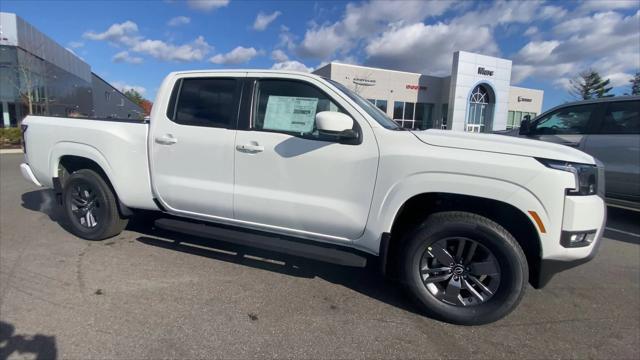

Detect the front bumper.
xmin=532 ymin=195 xmax=607 ymax=288
xmin=20 ymin=163 xmax=42 ymax=187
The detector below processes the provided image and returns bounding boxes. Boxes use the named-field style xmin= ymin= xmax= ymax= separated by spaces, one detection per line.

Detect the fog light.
xmin=561 ymin=230 xmax=597 ymax=248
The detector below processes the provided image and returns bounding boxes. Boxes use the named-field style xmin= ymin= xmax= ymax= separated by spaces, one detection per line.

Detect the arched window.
xmin=467 ymin=84 xmax=494 ymax=133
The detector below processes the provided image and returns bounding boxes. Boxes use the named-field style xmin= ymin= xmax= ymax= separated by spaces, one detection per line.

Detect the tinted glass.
xmin=254 ymin=79 xmax=355 ymax=141
xmin=393 ymin=101 xmax=404 ymax=119
xmin=376 ymin=100 xmax=387 ymax=113
xmin=533 ymin=104 xmax=596 ymax=135
xmin=404 ymin=102 xmax=415 ymax=120
xmin=173 ymin=78 xmax=237 ymax=128
xmin=600 ymin=101 xmax=640 ymax=134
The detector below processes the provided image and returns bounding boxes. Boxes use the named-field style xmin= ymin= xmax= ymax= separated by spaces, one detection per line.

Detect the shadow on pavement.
xmin=0 ymin=321 xmax=57 ymax=360
xmin=604 ymin=207 xmax=640 ymax=245
xmin=20 ymin=189 xmax=420 ymax=316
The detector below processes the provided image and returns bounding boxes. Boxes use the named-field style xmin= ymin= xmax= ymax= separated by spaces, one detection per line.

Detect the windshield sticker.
xmin=263 ymin=96 xmax=318 ymax=133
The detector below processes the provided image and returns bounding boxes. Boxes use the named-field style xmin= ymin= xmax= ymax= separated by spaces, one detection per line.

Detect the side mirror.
xmin=315 ymin=111 xmax=355 ymax=137
xmin=519 ymin=115 xmax=532 ymax=135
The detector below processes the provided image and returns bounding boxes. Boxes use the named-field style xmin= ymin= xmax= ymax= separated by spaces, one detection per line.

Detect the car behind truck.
xmin=20 ymin=70 xmax=606 ymax=325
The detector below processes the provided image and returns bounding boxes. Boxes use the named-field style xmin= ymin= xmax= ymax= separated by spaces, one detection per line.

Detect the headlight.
xmin=536 ymin=158 xmax=598 ymax=196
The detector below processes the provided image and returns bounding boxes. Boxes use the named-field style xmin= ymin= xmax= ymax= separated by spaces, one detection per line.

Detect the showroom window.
xmin=367 ymin=99 xmax=388 ymax=113
xmin=393 ymin=101 xmax=434 ymax=129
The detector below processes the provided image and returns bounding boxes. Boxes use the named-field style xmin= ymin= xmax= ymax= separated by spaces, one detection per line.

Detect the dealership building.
xmin=313 ymin=51 xmax=543 ymax=132
xmin=0 ymin=12 xmax=143 ymax=127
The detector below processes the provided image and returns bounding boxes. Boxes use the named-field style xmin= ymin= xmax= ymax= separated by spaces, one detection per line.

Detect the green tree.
xmin=629 ymin=72 xmax=640 ymax=96
xmin=123 ymin=89 xmax=145 ymax=106
xmin=568 ymin=69 xmax=613 ymax=100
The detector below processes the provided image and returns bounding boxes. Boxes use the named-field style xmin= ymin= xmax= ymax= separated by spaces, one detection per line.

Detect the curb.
xmin=0 ymin=149 xmax=23 ymax=155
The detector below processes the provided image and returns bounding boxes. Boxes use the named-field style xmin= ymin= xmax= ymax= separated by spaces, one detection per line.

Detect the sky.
xmin=2 ymin=0 xmax=639 ymax=111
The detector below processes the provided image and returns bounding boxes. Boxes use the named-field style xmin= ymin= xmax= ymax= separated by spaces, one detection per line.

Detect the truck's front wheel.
xmin=402 ymin=211 xmax=528 ymax=325
xmin=62 ymin=169 xmax=128 ymax=240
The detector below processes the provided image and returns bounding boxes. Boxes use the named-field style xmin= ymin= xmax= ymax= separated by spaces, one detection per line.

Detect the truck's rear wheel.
xmin=401 ymin=211 xmax=528 ymax=325
xmin=62 ymin=169 xmax=128 ymax=240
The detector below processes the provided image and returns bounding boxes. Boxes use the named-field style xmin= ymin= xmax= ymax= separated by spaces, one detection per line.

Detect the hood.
xmin=411 ymin=129 xmax=595 ymax=164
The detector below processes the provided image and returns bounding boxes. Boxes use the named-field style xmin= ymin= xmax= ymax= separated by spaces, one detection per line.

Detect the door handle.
xmin=236 ymin=143 xmax=264 ymax=153
xmin=155 ymin=134 xmax=178 ymax=145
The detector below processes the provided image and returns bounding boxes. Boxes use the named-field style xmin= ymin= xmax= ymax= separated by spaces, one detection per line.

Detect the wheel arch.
xmin=384 ymin=192 xmax=542 ymax=287
xmin=54 ymin=151 xmax=133 ymax=217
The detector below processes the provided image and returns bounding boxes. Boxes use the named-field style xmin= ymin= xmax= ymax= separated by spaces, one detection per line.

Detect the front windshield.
xmin=327 ymin=79 xmax=401 ymax=130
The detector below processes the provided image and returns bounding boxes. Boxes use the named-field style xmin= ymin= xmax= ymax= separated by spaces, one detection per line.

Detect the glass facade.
xmin=367 ymin=98 xmax=387 ymax=113
xmin=392 ymin=101 xmax=434 ymax=130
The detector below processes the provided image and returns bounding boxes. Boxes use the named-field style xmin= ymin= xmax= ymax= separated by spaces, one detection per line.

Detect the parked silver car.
xmin=498 ymin=96 xmax=640 ymax=211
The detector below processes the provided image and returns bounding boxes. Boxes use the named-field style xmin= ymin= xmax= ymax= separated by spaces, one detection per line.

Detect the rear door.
xmin=528 ymin=103 xmax=600 ymax=150
xmin=583 ymin=100 xmax=640 ymax=201
xmin=150 ymin=74 xmax=243 ymax=218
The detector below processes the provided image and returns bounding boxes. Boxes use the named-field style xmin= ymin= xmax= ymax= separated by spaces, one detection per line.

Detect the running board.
xmin=154 ymin=218 xmax=368 ymax=267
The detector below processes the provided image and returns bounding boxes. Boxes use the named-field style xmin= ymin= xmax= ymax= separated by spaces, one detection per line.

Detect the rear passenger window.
xmin=170 ymin=78 xmax=237 ymax=128
xmin=600 ymin=101 xmax=640 ymax=134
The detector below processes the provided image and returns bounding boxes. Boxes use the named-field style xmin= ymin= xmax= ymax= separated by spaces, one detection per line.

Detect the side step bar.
xmin=154 ymin=218 xmax=368 ymax=268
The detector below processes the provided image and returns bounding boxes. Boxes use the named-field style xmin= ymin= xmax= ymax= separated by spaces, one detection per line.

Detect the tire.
xmin=401 ymin=211 xmax=528 ymax=325
xmin=62 ymin=169 xmax=128 ymax=240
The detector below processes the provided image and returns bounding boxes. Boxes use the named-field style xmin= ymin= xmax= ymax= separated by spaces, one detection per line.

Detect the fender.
xmin=355 ymin=172 xmax=550 ymax=255
xmin=47 ymin=142 xmax=152 ymax=210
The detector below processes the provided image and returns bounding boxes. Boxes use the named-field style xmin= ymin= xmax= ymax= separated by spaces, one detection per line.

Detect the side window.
xmin=253 ymin=79 xmax=355 ymax=141
xmin=533 ymin=104 xmax=596 ymax=135
xmin=169 ymin=78 xmax=237 ymax=128
xmin=599 ymin=101 xmax=640 ymax=134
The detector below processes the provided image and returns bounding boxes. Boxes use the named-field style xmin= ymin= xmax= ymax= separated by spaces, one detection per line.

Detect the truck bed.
xmin=23 ymin=115 xmax=156 ymax=210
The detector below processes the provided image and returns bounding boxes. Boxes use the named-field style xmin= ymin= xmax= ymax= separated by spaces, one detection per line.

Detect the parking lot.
xmin=1 ymin=152 xmax=638 ymax=359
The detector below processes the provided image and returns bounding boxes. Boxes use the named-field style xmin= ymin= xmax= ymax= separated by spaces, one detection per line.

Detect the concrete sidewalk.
xmin=0 ymin=148 xmax=23 ymax=154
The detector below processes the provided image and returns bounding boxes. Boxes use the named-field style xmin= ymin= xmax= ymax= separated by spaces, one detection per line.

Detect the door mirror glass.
xmin=315 ymin=111 xmax=356 ymax=137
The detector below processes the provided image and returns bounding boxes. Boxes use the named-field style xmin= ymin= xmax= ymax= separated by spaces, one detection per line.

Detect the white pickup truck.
xmin=20 ymin=70 xmax=606 ymax=325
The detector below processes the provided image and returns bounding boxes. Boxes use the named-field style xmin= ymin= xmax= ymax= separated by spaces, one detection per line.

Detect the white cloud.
xmin=112 ymin=51 xmax=143 ymax=64
xmin=365 ymin=22 xmax=499 ymax=75
xmin=298 ymin=23 xmax=351 ymax=59
xmin=271 ymin=60 xmax=313 ymax=73
xmin=83 ymin=21 xmax=139 ymax=45
xmin=187 ymin=0 xmax=229 ymax=11
xmin=253 ymin=11 xmax=281 ymax=31
xmin=512 ymin=10 xmax=640 ymax=87
xmin=523 ymin=26 xmax=538 ymax=36
xmin=297 ymin=0 xmax=454 ymax=60
xmin=168 ymin=16 xmax=191 ymax=27
xmin=111 ymin=81 xmax=146 ymax=95
xmin=132 ymin=36 xmax=211 ymax=61
xmin=577 ymin=0 xmax=639 ymax=13
xmin=605 ymin=72 xmax=635 ymax=87
xmin=68 ymin=41 xmax=84 ymax=48
xmin=271 ymin=49 xmax=289 ymax=62
xmin=210 ymin=46 xmax=259 ymax=64
xmin=84 ymin=21 xmax=212 ymax=62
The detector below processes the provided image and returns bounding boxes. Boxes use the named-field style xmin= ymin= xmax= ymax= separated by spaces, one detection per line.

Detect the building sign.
xmin=477 ymin=67 xmax=494 ymax=76
xmin=406 ymin=84 xmax=427 ymax=91
xmin=517 ymin=96 xmax=532 ymax=102
xmin=352 ymin=78 xmax=376 ymax=86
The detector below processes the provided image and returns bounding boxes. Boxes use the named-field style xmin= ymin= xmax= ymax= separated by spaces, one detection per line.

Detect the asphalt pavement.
xmin=1 ymin=153 xmax=639 ymax=359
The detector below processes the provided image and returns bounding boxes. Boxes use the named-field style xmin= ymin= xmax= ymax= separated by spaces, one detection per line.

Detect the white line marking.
xmin=605 ymin=227 xmax=640 ymax=238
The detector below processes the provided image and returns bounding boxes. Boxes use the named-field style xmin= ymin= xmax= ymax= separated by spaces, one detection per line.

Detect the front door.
xmin=150 ymin=75 xmax=243 ymax=219
xmin=233 ymin=78 xmax=379 ymax=240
